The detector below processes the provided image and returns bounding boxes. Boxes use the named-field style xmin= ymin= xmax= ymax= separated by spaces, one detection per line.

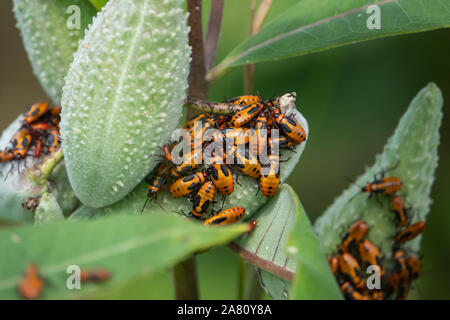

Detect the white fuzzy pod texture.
xmin=13 ymin=0 xmax=97 ymax=104
xmin=61 ymin=0 xmax=191 ymax=208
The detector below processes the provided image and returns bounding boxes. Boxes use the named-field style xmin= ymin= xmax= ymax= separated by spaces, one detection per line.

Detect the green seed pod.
xmin=13 ymin=0 xmax=97 ymax=104
xmin=61 ymin=0 xmax=191 ymax=208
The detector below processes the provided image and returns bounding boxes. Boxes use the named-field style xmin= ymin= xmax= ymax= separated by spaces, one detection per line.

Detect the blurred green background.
xmin=1 ymin=0 xmax=449 ymax=299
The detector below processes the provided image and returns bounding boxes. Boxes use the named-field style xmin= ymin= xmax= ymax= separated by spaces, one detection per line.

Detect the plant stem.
xmin=244 ymin=0 xmax=272 ymax=94
xmin=187 ymin=0 xmax=209 ymax=104
xmin=173 ymin=255 xmax=200 ymax=300
xmin=204 ymin=0 xmax=224 ymax=71
xmin=172 ymin=0 xmax=216 ymax=299
xmin=184 ymin=97 xmax=243 ymax=114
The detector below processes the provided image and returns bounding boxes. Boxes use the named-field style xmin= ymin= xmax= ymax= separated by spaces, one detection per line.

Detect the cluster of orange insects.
xmin=328 ymin=170 xmax=426 ymax=300
xmin=143 ymin=94 xmax=307 ymax=226
xmin=0 ymin=102 xmax=61 ymax=169
xmin=18 ymin=264 xmax=111 ymax=299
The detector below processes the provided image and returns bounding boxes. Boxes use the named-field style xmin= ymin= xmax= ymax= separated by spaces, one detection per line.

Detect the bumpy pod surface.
xmin=13 ymin=0 xmax=97 ymax=104
xmin=61 ymin=0 xmax=191 ymax=208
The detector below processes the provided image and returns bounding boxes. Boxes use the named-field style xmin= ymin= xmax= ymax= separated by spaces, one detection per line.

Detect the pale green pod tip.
xmin=61 ymin=0 xmax=191 ymax=208
xmin=34 ymin=192 xmax=65 ymax=225
xmin=13 ymin=0 xmax=97 ymax=104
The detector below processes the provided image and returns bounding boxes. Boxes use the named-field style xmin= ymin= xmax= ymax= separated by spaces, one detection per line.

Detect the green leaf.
xmin=13 ymin=0 xmax=97 ymax=103
xmin=258 ymin=269 xmax=291 ymax=300
xmin=89 ymin=0 xmax=109 ymax=11
xmin=314 ymin=83 xmax=443 ymax=258
xmin=0 ymin=211 xmax=247 ymax=299
xmin=207 ymin=0 xmax=450 ymax=81
xmin=285 ymin=185 xmax=343 ymax=300
xmin=61 ymin=0 xmax=191 ymax=208
xmin=231 ymin=184 xmax=298 ymax=282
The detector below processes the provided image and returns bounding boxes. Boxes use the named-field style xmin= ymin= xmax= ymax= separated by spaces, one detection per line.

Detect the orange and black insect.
xmin=391 ymin=195 xmax=409 ymax=227
xmin=80 ymin=268 xmax=112 ymax=283
xmin=183 ymin=113 xmax=210 ymax=130
xmin=260 ymin=153 xmax=280 ymax=197
xmin=370 ymin=290 xmax=384 ymax=300
xmin=254 ymin=110 xmax=268 ymax=157
xmin=10 ymin=129 xmax=32 ymax=160
xmin=208 ymin=155 xmax=234 ymax=195
xmin=390 ymin=250 xmax=411 ymax=300
xmin=46 ymin=127 xmax=60 ymax=153
xmin=361 ymin=176 xmax=402 ymax=197
xmin=191 ymin=180 xmax=216 ymax=218
xmin=328 ymin=256 xmax=339 ymax=276
xmin=338 ymin=253 xmax=365 ymax=289
xmin=393 ymin=250 xmax=410 ymax=281
xmin=340 ymin=282 xmax=370 ymax=300
xmin=224 ymin=128 xmax=250 ymax=147
xmin=272 ymin=108 xmax=306 ymax=145
xmin=203 ymin=206 xmax=245 ymax=226
xmin=49 ymin=106 xmax=62 ymax=126
xmin=141 ymin=163 xmax=168 ymax=213
xmin=407 ymin=255 xmax=422 ymax=280
xmin=0 ymin=150 xmax=14 ymax=162
xmin=190 ymin=117 xmax=215 ymax=150
xmin=22 ymin=102 xmax=49 ymax=125
xmin=229 ymin=103 xmax=264 ymax=128
xmin=358 ymin=240 xmax=384 ymax=276
xmin=19 ymin=264 xmax=44 ymax=300
xmin=395 ymin=221 xmax=426 ymax=243
xmin=30 ymin=122 xmax=51 ymax=133
xmin=170 ymin=149 xmax=203 ymax=178
xmin=265 ymin=97 xmax=279 ymax=108
xmin=339 ymin=220 xmax=368 ymax=253
xmin=246 ymin=220 xmax=258 ymax=233
xmin=169 ymin=171 xmax=206 ymax=198
xmin=228 ymin=95 xmax=261 ymax=106
xmin=228 ymin=146 xmax=261 ymax=179
xmin=268 ymin=135 xmax=295 ymax=151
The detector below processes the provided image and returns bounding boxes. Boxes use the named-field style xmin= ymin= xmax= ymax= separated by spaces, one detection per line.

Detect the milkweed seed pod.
xmin=13 ymin=0 xmax=97 ymax=104
xmin=61 ymin=0 xmax=191 ymax=208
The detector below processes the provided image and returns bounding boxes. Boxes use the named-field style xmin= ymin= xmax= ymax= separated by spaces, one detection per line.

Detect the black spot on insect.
xmin=31 ymin=108 xmax=40 ymax=117
xmin=286 ymin=117 xmax=297 ymax=126
xmin=193 ymin=195 xmax=200 ymax=207
xmin=210 ymin=217 xmax=227 ymax=225
xmin=247 ymin=105 xmax=260 ymax=115
xmin=210 ymin=167 xmax=219 ymax=180
xmin=183 ymin=175 xmax=195 ymax=182
xmin=280 ymin=123 xmax=292 ymax=134
xmin=220 ymin=164 xmax=230 ymax=176
xmin=201 ymin=200 xmax=210 ymax=211
xmin=21 ymin=137 xmax=29 ymax=148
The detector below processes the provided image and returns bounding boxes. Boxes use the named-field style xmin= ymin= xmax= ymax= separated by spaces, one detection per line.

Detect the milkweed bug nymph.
xmin=338 ymin=253 xmax=365 ymax=289
xmin=169 ymin=171 xmax=206 ymax=198
xmin=80 ymin=268 xmax=112 ymax=283
xmin=191 ymin=180 xmax=216 ymax=218
xmin=395 ymin=221 xmax=426 ymax=243
xmin=203 ymin=206 xmax=245 ymax=226
xmin=339 ymin=220 xmax=368 ymax=253
xmin=19 ymin=264 xmax=44 ymax=300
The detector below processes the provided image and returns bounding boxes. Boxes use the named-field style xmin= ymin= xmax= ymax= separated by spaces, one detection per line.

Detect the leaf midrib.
xmin=224 ymin=0 xmax=397 ymax=66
